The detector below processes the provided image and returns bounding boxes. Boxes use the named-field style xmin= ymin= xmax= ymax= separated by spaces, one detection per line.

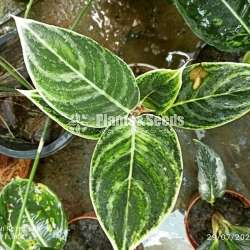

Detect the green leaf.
xmin=14 ymin=16 xmax=140 ymax=128
xmin=0 ymin=56 xmax=33 ymax=90
xmin=0 ymin=179 xmax=68 ymax=250
xmin=166 ymin=62 xmax=250 ymax=129
xmin=243 ymin=52 xmax=250 ymax=64
xmin=174 ymin=0 xmax=250 ymax=52
xmin=19 ymin=89 xmax=103 ymax=140
xmin=231 ymin=226 xmax=250 ymax=235
xmin=90 ymin=114 xmax=183 ymax=250
xmin=195 ymin=140 xmax=226 ymax=204
xmin=197 ymin=239 xmax=218 ymax=250
xmin=136 ymin=69 xmax=182 ymax=113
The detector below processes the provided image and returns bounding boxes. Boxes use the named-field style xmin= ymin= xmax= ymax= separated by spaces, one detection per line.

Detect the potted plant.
xmin=65 ymin=212 xmax=144 ymax=250
xmin=0 ymin=0 xmax=97 ymax=159
xmin=64 ymin=212 xmax=117 ymax=250
xmin=0 ymin=1 xmax=249 ymax=249
xmin=185 ymin=140 xmax=250 ymax=249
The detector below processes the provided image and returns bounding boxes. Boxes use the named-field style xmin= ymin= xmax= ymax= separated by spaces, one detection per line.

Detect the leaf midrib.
xmin=25 ymin=208 xmax=48 ymax=247
xmin=220 ymin=0 xmax=250 ymax=34
xmin=171 ymin=87 xmax=250 ymax=108
xmin=122 ymin=119 xmax=136 ymax=250
xmin=22 ymin=22 xmax=131 ymax=114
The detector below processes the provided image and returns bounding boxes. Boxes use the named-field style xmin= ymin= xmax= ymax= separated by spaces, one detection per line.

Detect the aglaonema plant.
xmin=195 ymin=141 xmax=250 ymax=250
xmin=0 ymin=13 xmax=250 ymax=249
xmin=174 ymin=0 xmax=250 ymax=52
xmin=0 ymin=118 xmax=68 ymax=250
xmin=198 ymin=213 xmax=250 ymax=250
xmin=195 ymin=140 xmax=227 ymax=205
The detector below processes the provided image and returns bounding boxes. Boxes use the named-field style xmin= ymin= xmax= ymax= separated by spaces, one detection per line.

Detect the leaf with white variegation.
xmin=174 ymin=0 xmax=250 ymax=52
xmin=166 ymin=62 xmax=250 ymax=129
xmin=136 ymin=69 xmax=182 ymax=113
xmin=197 ymin=239 xmax=218 ymax=250
xmin=19 ymin=89 xmax=103 ymax=140
xmin=14 ymin=16 xmax=140 ymax=128
xmin=0 ymin=179 xmax=68 ymax=250
xmin=90 ymin=114 xmax=183 ymax=250
xmin=195 ymin=140 xmax=226 ymax=204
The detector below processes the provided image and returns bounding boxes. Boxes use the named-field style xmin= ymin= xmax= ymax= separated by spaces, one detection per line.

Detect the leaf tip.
xmin=11 ymin=14 xmax=22 ymax=23
xmin=12 ymin=15 xmax=29 ymax=31
xmin=17 ymin=89 xmax=32 ymax=97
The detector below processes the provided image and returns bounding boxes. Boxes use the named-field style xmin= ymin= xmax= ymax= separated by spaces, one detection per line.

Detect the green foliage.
xmin=0 ymin=56 xmax=33 ymax=90
xmin=136 ymin=68 xmax=182 ymax=113
xmin=198 ymin=213 xmax=250 ymax=250
xmin=174 ymin=0 xmax=250 ymax=52
xmin=90 ymin=115 xmax=183 ymax=250
xmin=19 ymin=90 xmax=103 ymax=140
xmin=0 ymin=179 xmax=68 ymax=250
xmin=9 ymin=14 xmax=250 ymax=250
xmin=195 ymin=140 xmax=226 ymax=204
xmin=14 ymin=16 xmax=139 ymax=128
xmin=243 ymin=52 xmax=250 ymax=64
xmin=166 ymin=63 xmax=250 ymax=129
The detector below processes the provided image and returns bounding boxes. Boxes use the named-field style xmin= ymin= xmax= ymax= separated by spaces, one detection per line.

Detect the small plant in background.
xmin=195 ymin=140 xmax=227 ymax=205
xmin=193 ymin=141 xmax=250 ymax=250
xmin=174 ymin=0 xmax=250 ymax=53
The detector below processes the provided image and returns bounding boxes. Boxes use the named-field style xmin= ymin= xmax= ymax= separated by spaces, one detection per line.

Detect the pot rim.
xmin=69 ymin=212 xmax=97 ymax=224
xmin=68 ymin=212 xmax=144 ymax=250
xmin=0 ymin=132 xmax=74 ymax=159
xmin=129 ymin=63 xmax=158 ymax=71
xmin=0 ymin=31 xmax=74 ymax=159
xmin=184 ymin=189 xmax=250 ymax=249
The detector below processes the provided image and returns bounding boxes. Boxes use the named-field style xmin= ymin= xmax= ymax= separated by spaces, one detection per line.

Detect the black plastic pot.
xmin=0 ymin=132 xmax=74 ymax=159
xmin=0 ymin=30 xmax=74 ymax=159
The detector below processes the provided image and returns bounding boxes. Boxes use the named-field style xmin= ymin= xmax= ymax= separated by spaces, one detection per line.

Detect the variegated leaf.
xmin=19 ymin=89 xmax=103 ymax=140
xmin=197 ymin=239 xmax=218 ymax=250
xmin=136 ymin=69 xmax=182 ymax=113
xmin=166 ymin=62 xmax=250 ymax=129
xmin=244 ymin=52 xmax=250 ymax=64
xmin=14 ymin=16 xmax=140 ymax=128
xmin=90 ymin=114 xmax=183 ymax=250
xmin=195 ymin=140 xmax=226 ymax=204
xmin=174 ymin=0 xmax=250 ymax=52
xmin=0 ymin=179 xmax=68 ymax=250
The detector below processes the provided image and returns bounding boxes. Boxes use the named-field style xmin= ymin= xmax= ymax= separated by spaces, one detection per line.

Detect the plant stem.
xmin=0 ymin=114 xmax=15 ymax=138
xmin=24 ymin=0 xmax=34 ymax=19
xmin=10 ymin=117 xmax=51 ymax=250
xmin=70 ymin=0 xmax=95 ymax=31
xmin=0 ymin=56 xmax=33 ymax=90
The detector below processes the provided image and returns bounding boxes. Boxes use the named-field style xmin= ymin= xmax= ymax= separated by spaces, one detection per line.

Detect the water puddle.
xmin=143 ymin=210 xmax=192 ymax=250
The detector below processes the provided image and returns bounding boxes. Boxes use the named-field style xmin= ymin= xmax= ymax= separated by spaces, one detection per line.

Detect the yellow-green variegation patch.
xmin=19 ymin=89 xmax=103 ymax=140
xmin=14 ymin=16 xmax=140 ymax=128
xmin=166 ymin=62 xmax=250 ymax=129
xmin=0 ymin=179 xmax=68 ymax=250
xmin=136 ymin=69 xmax=182 ymax=113
xmin=90 ymin=114 xmax=183 ymax=250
